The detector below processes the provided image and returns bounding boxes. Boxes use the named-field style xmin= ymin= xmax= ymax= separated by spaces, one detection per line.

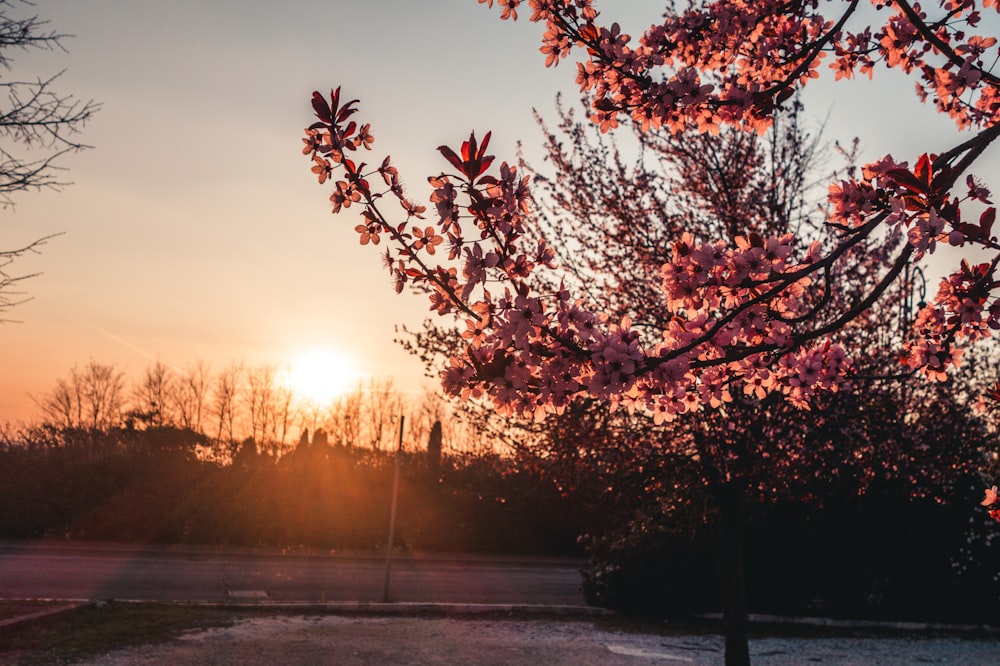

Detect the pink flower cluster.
xmin=982 ymin=485 xmax=1000 ymax=522
xmin=480 ymin=0 xmax=1000 ymax=134
xmin=305 ymin=91 xmax=859 ymax=421
xmin=824 ymin=152 xmax=1000 ymax=380
xmin=303 ymin=0 xmax=1000 ymax=422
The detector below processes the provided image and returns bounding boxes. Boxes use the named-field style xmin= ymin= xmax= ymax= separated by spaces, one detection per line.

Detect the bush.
xmin=581 ymin=489 xmax=1000 ymax=622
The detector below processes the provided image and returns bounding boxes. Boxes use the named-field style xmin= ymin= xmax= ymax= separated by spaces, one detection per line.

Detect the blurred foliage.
xmin=573 ymin=379 xmax=1000 ymax=624
xmin=581 ymin=483 xmax=1000 ymax=624
xmin=0 ymin=425 xmax=584 ymax=554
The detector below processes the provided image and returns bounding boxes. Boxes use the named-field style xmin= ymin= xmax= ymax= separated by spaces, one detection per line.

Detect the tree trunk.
xmin=717 ymin=482 xmax=750 ymax=666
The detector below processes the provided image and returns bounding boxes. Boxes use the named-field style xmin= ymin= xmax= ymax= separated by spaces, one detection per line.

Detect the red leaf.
xmin=477 ymin=155 xmax=495 ymax=177
xmin=955 ymin=222 xmax=982 ymax=241
xmin=336 ymin=99 xmax=359 ymax=123
xmin=578 ymin=24 xmax=599 ymax=43
xmin=438 ymin=144 xmax=465 ymax=173
xmin=775 ymin=86 xmax=795 ymax=107
xmin=462 ymin=133 xmax=478 ymax=163
xmin=593 ymin=97 xmax=617 ymax=111
xmin=311 ymin=91 xmax=333 ymax=123
xmin=930 ymin=166 xmax=954 ymax=195
xmin=914 ymin=153 xmax=933 ymax=188
xmin=981 ymin=207 xmax=996 ymax=238
xmin=886 ymin=168 xmax=928 ymax=196
xmin=439 ymin=131 xmax=495 ymax=180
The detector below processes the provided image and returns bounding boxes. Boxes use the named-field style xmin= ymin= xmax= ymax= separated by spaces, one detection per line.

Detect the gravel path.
xmin=86 ymin=614 xmax=1000 ymax=665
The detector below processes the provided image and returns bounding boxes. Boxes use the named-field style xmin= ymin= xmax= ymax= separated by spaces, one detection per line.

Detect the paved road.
xmin=0 ymin=541 xmax=586 ymax=605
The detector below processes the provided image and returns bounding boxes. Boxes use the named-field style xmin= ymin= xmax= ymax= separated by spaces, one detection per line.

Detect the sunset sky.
xmin=1 ymin=1 xmax=996 ymax=423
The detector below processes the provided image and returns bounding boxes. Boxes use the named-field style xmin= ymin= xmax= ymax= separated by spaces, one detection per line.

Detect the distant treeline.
xmin=17 ymin=359 xmax=488 ymax=461
xmin=0 ymin=421 xmax=996 ymax=622
xmin=1 ymin=359 xmax=585 ymax=552
xmin=0 ymin=424 xmax=587 ymax=554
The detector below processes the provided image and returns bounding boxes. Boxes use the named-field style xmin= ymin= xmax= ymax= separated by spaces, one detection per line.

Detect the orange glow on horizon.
xmin=281 ymin=347 xmax=363 ymax=408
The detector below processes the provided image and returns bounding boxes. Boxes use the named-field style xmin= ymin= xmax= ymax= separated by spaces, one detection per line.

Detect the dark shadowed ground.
xmin=80 ymin=613 xmax=1000 ymax=665
xmin=3 ymin=602 xmax=999 ymax=665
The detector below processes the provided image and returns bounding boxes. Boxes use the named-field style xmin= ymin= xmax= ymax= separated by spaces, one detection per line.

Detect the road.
xmin=0 ymin=541 xmax=586 ymax=605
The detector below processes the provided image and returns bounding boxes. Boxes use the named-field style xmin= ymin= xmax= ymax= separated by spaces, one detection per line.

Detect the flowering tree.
xmin=305 ymin=2 xmax=998 ymax=424
xmin=304 ymin=1 xmax=1000 ymax=663
xmin=400 ymin=99 xmax=993 ymax=657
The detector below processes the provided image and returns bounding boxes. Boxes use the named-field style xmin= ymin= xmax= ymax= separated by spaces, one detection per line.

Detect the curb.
xmin=0 ymin=601 xmax=93 ymax=630
xmin=695 ymin=612 xmax=1000 ymax=634
xmin=109 ymin=599 xmax=614 ymax=617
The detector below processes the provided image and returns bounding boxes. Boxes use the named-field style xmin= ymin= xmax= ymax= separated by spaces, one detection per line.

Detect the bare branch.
xmin=0 ymin=231 xmax=60 ymax=321
xmin=0 ymin=1 xmax=98 ymax=320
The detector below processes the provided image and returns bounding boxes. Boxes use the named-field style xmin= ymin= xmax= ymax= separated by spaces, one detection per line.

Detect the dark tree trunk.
xmin=717 ymin=482 xmax=750 ymax=666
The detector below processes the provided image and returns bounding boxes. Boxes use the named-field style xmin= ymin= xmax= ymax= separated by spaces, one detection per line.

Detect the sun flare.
xmin=283 ymin=347 xmax=361 ymax=407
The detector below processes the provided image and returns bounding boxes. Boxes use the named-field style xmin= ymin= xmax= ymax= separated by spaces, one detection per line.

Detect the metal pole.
xmin=383 ymin=414 xmax=403 ymax=602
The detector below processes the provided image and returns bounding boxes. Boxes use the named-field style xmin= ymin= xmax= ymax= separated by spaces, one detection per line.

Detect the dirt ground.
xmin=84 ymin=614 xmax=1000 ymax=665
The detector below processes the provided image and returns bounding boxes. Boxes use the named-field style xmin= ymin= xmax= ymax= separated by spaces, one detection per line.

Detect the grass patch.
xmin=0 ymin=600 xmax=77 ymax=623
xmin=0 ymin=601 xmax=239 ymax=664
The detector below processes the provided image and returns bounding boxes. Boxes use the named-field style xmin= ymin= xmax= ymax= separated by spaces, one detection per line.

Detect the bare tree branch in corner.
xmin=0 ymin=231 xmax=58 ymax=322
xmin=0 ymin=0 xmax=99 ymax=321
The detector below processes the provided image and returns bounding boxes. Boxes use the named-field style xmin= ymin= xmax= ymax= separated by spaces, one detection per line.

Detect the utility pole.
xmin=383 ymin=414 xmax=404 ymax=602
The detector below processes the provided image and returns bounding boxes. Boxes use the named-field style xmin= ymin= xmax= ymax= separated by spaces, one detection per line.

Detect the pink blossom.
xmin=302 ymin=0 xmax=1000 ymax=420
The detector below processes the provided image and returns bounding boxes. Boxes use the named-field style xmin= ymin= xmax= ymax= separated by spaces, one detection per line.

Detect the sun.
xmin=282 ymin=347 xmax=360 ymax=407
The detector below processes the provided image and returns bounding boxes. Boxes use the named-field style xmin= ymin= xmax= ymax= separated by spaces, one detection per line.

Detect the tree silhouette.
xmin=399 ymin=99 xmax=992 ymax=658
xmin=0 ymin=0 xmax=98 ymax=321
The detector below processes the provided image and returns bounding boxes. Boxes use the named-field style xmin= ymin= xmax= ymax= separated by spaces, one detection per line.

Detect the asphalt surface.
xmin=3 ymin=541 xmax=1000 ymax=664
xmin=0 ymin=540 xmax=586 ymax=605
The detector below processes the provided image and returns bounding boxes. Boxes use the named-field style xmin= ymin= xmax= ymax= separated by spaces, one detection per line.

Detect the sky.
xmin=1 ymin=1 xmax=996 ymax=423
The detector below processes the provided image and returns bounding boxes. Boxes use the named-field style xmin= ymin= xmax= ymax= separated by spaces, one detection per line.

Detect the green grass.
xmin=0 ymin=601 xmax=239 ymax=665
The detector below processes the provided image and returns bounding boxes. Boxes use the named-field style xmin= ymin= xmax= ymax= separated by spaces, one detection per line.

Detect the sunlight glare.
xmin=284 ymin=348 xmax=360 ymax=407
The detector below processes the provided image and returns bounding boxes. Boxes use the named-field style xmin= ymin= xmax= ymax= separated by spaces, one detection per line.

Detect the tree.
xmin=245 ymin=365 xmax=289 ymax=456
xmin=406 ymin=99 xmax=993 ymax=657
xmin=128 ymin=360 xmax=175 ymax=428
xmin=303 ymin=3 xmax=1000 ymax=662
xmin=327 ymin=388 xmax=363 ymax=448
xmin=211 ymin=361 xmax=242 ymax=450
xmin=1 ymin=233 xmax=55 ymax=321
xmin=0 ymin=0 xmax=98 ymax=321
xmin=173 ymin=360 xmax=211 ymax=434
xmin=304 ymin=0 xmax=999 ymax=413
xmin=34 ymin=361 xmax=126 ymax=433
xmin=361 ymin=376 xmax=401 ymax=451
